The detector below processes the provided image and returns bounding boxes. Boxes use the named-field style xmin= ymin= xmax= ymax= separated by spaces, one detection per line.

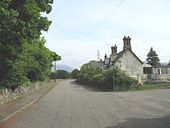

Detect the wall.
xmin=152 ymin=74 xmax=170 ymax=81
xmin=152 ymin=67 xmax=170 ymax=81
xmin=115 ymin=50 xmax=143 ymax=79
xmin=0 ymin=82 xmax=48 ymax=106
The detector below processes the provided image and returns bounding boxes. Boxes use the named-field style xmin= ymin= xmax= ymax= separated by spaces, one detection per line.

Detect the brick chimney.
xmin=123 ymin=36 xmax=131 ymax=50
xmin=104 ymin=53 xmax=107 ymax=59
xmin=111 ymin=45 xmax=117 ymax=54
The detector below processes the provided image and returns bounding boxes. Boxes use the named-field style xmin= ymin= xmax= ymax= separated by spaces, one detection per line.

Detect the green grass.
xmin=129 ymin=82 xmax=170 ymax=91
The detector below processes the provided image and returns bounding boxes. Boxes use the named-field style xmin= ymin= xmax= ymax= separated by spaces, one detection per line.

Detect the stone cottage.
xmin=89 ymin=36 xmax=144 ymax=80
xmin=88 ymin=36 xmax=170 ymax=81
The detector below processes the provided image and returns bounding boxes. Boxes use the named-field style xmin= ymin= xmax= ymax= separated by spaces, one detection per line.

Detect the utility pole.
xmin=97 ymin=50 xmax=101 ymax=61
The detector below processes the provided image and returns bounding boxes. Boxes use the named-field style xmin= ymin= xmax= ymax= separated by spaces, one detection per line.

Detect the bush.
xmin=71 ymin=69 xmax=80 ymax=79
xmin=77 ymin=65 xmax=138 ymax=91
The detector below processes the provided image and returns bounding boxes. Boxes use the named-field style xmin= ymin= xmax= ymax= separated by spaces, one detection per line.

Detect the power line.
xmin=82 ymin=0 xmax=126 ymax=40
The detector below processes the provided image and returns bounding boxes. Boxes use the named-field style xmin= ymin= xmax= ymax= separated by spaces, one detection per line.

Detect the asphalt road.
xmin=12 ymin=80 xmax=170 ymax=128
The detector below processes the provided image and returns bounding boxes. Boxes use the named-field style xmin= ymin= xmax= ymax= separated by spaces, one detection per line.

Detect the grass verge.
xmin=129 ymin=82 xmax=170 ymax=91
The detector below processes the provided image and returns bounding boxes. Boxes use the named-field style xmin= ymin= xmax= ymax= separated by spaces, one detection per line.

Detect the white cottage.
xmin=89 ymin=36 xmax=144 ymax=80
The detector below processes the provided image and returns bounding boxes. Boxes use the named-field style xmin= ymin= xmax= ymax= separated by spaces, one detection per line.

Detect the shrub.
xmin=77 ymin=65 xmax=138 ymax=91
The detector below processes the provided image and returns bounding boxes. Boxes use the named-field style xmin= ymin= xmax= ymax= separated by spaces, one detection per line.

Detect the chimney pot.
xmin=111 ymin=45 xmax=117 ymax=54
xmin=123 ymin=36 xmax=132 ymax=50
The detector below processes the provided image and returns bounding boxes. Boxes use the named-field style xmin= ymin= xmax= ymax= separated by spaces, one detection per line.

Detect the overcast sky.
xmin=42 ymin=0 xmax=170 ymax=69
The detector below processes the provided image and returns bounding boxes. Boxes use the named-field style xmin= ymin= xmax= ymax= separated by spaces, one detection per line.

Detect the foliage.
xmin=0 ymin=0 xmax=60 ymax=90
xmin=50 ymin=70 xmax=70 ymax=79
xmin=77 ymin=64 xmax=138 ymax=91
xmin=52 ymin=52 xmax=61 ymax=61
xmin=146 ymin=47 xmax=160 ymax=66
xmin=71 ymin=69 xmax=80 ymax=79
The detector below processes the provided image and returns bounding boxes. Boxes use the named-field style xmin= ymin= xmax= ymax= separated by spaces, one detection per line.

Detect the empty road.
xmin=11 ymin=80 xmax=170 ymax=128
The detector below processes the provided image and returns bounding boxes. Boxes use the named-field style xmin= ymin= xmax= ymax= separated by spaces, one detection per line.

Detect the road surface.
xmin=11 ymin=80 xmax=170 ymax=128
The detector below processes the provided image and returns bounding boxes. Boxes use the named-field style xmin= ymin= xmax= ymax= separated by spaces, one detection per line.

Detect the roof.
xmin=112 ymin=49 xmax=143 ymax=65
xmin=153 ymin=65 xmax=170 ymax=68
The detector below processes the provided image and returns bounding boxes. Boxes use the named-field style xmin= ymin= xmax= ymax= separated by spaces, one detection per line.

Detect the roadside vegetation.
xmin=50 ymin=69 xmax=80 ymax=80
xmin=0 ymin=1 xmax=61 ymax=91
xmin=129 ymin=82 xmax=170 ymax=91
xmin=72 ymin=64 xmax=170 ymax=91
xmin=74 ymin=64 xmax=138 ymax=91
xmin=50 ymin=70 xmax=70 ymax=79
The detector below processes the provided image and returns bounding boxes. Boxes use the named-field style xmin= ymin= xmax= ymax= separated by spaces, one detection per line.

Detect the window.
xmin=158 ymin=69 xmax=161 ymax=75
xmin=143 ymin=67 xmax=152 ymax=74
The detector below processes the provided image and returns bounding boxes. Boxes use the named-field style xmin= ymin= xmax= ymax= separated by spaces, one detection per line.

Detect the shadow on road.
xmin=106 ymin=115 xmax=170 ymax=128
xmin=70 ymin=80 xmax=112 ymax=92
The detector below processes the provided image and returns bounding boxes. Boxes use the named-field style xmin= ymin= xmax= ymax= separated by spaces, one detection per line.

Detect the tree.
xmin=146 ymin=47 xmax=160 ymax=66
xmin=0 ymin=0 xmax=60 ymax=89
xmin=51 ymin=70 xmax=70 ymax=79
xmin=71 ymin=69 xmax=80 ymax=79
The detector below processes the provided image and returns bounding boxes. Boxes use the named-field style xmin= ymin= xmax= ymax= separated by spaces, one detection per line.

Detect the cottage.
xmin=89 ymin=36 xmax=144 ymax=80
xmin=88 ymin=36 xmax=170 ymax=82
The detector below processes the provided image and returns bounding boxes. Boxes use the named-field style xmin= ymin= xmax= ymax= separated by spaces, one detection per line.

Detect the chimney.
xmin=104 ymin=53 xmax=107 ymax=59
xmin=111 ymin=45 xmax=117 ymax=54
xmin=123 ymin=36 xmax=131 ymax=50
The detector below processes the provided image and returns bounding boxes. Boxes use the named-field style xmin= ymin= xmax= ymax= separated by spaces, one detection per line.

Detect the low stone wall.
xmin=153 ymin=74 xmax=170 ymax=81
xmin=0 ymin=82 xmax=48 ymax=106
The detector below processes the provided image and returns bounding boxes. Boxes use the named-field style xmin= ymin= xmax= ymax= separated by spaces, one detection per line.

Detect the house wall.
xmin=152 ymin=67 xmax=170 ymax=81
xmin=110 ymin=54 xmax=117 ymax=63
xmin=152 ymin=74 xmax=170 ymax=81
xmin=114 ymin=50 xmax=143 ymax=79
xmin=104 ymin=58 xmax=110 ymax=65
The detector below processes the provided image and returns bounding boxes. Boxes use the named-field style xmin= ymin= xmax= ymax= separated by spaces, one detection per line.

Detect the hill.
xmin=52 ymin=64 xmax=73 ymax=73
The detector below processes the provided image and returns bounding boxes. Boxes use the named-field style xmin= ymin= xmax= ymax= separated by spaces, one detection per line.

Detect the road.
xmin=11 ymin=80 xmax=170 ymax=128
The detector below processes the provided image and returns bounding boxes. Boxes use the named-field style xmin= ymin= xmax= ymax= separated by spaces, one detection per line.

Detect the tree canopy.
xmin=0 ymin=0 xmax=60 ymax=90
xmin=50 ymin=70 xmax=70 ymax=79
xmin=71 ymin=69 xmax=80 ymax=79
xmin=77 ymin=64 xmax=138 ymax=91
xmin=146 ymin=47 xmax=160 ymax=66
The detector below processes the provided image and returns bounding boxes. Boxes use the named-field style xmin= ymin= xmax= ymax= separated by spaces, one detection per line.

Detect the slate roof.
xmin=111 ymin=49 xmax=143 ymax=65
xmin=153 ymin=65 xmax=170 ymax=68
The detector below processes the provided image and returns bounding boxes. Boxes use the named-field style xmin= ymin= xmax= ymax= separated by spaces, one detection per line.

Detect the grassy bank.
xmin=128 ymin=82 xmax=170 ymax=91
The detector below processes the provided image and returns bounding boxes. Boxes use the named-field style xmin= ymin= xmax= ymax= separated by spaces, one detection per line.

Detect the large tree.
xmin=71 ymin=69 xmax=80 ymax=79
xmin=146 ymin=47 xmax=160 ymax=66
xmin=0 ymin=0 xmax=60 ymax=89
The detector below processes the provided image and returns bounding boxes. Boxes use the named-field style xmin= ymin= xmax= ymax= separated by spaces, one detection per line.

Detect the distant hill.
xmin=52 ymin=64 xmax=73 ymax=73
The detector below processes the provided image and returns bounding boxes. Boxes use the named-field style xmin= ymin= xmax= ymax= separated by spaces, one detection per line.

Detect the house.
xmin=88 ymin=36 xmax=170 ymax=82
xmin=89 ymin=36 xmax=144 ymax=80
xmin=151 ymin=65 xmax=170 ymax=81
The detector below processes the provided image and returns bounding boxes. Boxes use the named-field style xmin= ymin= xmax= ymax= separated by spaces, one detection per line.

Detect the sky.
xmin=42 ymin=0 xmax=170 ymax=69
